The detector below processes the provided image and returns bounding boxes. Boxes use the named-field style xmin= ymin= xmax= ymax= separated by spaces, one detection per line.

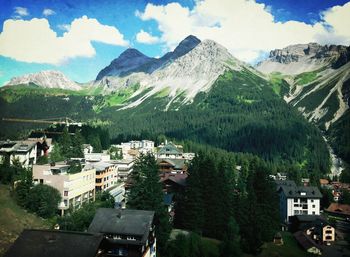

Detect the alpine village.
xmin=0 ymin=1 xmax=350 ymax=257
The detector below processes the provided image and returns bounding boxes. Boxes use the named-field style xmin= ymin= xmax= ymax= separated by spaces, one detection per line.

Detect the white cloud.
xmin=137 ymin=0 xmax=350 ymax=62
xmin=14 ymin=7 xmax=29 ymax=17
xmin=43 ymin=8 xmax=56 ymax=16
xmin=0 ymin=16 xmax=129 ymax=64
xmin=136 ymin=29 xmax=160 ymax=44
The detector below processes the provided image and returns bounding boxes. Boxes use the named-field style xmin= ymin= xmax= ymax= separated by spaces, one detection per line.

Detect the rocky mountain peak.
xmin=6 ymin=70 xmax=81 ymax=90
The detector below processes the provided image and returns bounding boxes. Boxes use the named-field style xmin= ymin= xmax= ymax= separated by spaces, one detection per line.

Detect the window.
xmin=40 ymin=179 xmax=44 ymax=184
xmin=294 ymin=199 xmax=298 ymax=203
xmin=64 ymin=191 xmax=68 ymax=197
xmin=311 ymin=199 xmax=314 ymax=203
xmin=312 ymin=205 xmax=315 ymax=208
xmin=312 ymin=211 xmax=315 ymax=215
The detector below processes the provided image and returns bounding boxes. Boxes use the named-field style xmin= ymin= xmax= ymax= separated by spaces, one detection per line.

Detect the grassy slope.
xmin=244 ymin=232 xmax=310 ymax=257
xmin=0 ymin=184 xmax=49 ymax=256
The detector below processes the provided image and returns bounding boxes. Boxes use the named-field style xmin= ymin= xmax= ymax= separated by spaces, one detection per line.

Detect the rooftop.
xmin=4 ymin=229 xmax=103 ymax=257
xmin=90 ymin=161 xmax=114 ymax=171
xmin=0 ymin=140 xmax=36 ymax=153
xmin=158 ymin=158 xmax=186 ymax=169
xmin=88 ymin=208 xmax=154 ymax=244
xmin=293 ymin=231 xmax=321 ymax=251
xmin=326 ymin=203 xmax=350 ymax=216
xmin=278 ymin=185 xmax=322 ymax=199
xmin=157 ymin=142 xmax=182 ymax=155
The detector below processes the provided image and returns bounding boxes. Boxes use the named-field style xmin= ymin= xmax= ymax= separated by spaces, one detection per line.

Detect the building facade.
xmin=278 ymin=184 xmax=322 ymax=223
xmin=0 ymin=140 xmax=37 ymax=168
xmin=33 ymin=162 xmax=96 ymax=214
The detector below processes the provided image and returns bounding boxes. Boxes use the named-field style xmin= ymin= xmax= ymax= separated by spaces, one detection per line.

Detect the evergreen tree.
xmin=71 ymin=129 xmax=84 ymax=158
xmin=220 ymin=217 xmax=242 ymax=257
xmin=59 ymin=127 xmax=73 ymax=158
xmin=127 ymin=153 xmax=171 ymax=254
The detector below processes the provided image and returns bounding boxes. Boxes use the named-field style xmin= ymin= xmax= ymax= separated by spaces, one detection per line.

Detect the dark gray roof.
xmin=278 ymin=185 xmax=322 ymax=199
xmin=88 ymin=208 xmax=154 ymax=244
xmin=294 ymin=215 xmax=323 ymax=222
xmin=293 ymin=231 xmax=321 ymax=251
xmin=4 ymin=229 xmax=103 ymax=257
xmin=275 ymin=180 xmax=297 ymax=190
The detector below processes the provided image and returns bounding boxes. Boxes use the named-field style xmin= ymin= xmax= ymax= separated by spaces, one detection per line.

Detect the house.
xmin=4 ymin=229 xmax=103 ymax=257
xmin=110 ymin=159 xmax=134 ymax=181
xmin=88 ymin=208 xmax=156 ymax=257
xmin=0 ymin=140 xmax=37 ymax=167
xmin=305 ymin=219 xmax=335 ymax=245
xmin=89 ymin=162 xmax=117 ymax=191
xmin=157 ymin=158 xmax=187 ymax=174
xmin=277 ymin=184 xmax=322 ymax=223
xmin=157 ymin=142 xmax=183 ymax=159
xmin=289 ymin=215 xmax=324 ymax=232
xmin=326 ymin=203 xmax=350 ymax=219
xmin=160 ymin=173 xmax=188 ymax=194
xmin=33 ymin=162 xmax=96 ymax=215
xmin=293 ymin=231 xmax=322 ymax=255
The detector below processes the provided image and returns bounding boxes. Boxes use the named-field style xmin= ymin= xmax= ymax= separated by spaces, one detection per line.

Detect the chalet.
xmin=160 ymin=173 xmax=188 ymax=194
xmin=107 ymin=182 xmax=126 ymax=208
xmin=0 ymin=140 xmax=37 ymax=167
xmin=33 ymin=162 xmax=95 ymax=215
xmin=88 ymin=208 xmax=156 ymax=257
xmin=293 ymin=231 xmax=322 ymax=255
xmin=4 ymin=229 xmax=103 ymax=257
xmin=157 ymin=142 xmax=183 ymax=159
xmin=157 ymin=158 xmax=187 ymax=174
xmin=305 ymin=219 xmax=335 ymax=245
xmin=277 ymin=184 xmax=322 ymax=223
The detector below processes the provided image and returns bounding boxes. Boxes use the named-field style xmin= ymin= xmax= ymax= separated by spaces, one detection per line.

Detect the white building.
xmin=109 ymin=159 xmax=134 ymax=181
xmin=0 ymin=140 xmax=37 ymax=168
xmin=33 ymin=162 xmax=95 ymax=215
xmin=278 ymin=183 xmax=322 ymax=223
xmin=157 ymin=142 xmax=183 ymax=159
xmin=84 ymin=152 xmax=110 ymax=162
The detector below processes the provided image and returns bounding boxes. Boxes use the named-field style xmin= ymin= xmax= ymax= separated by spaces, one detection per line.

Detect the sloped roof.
xmin=278 ymin=185 xmax=322 ymax=199
xmin=158 ymin=158 xmax=186 ymax=169
xmin=326 ymin=203 xmax=350 ymax=216
xmin=88 ymin=208 xmax=154 ymax=244
xmin=161 ymin=173 xmax=188 ymax=187
xmin=4 ymin=229 xmax=103 ymax=257
xmin=293 ymin=231 xmax=321 ymax=251
xmin=158 ymin=142 xmax=182 ymax=155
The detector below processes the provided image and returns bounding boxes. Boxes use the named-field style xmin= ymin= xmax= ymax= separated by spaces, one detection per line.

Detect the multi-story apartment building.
xmin=0 ymin=140 xmax=37 ymax=168
xmin=278 ymin=184 xmax=322 ymax=223
xmin=110 ymin=159 xmax=134 ymax=181
xmin=89 ymin=162 xmax=117 ymax=191
xmin=33 ymin=162 xmax=96 ymax=215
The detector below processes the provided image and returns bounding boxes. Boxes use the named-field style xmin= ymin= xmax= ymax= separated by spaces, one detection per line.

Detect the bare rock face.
xmin=257 ymin=43 xmax=350 ymax=75
xmin=6 ymin=70 xmax=81 ymax=90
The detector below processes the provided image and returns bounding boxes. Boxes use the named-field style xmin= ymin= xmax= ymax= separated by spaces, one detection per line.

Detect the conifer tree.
xmin=127 ymin=153 xmax=171 ymax=254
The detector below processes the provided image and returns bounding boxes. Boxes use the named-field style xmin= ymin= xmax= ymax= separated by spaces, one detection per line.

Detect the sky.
xmin=0 ymin=0 xmax=349 ymax=85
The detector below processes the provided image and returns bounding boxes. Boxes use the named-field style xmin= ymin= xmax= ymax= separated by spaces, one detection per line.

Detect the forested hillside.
xmin=0 ymin=69 xmax=330 ymax=175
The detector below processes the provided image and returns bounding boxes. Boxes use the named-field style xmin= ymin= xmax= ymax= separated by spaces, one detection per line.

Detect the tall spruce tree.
xmin=127 ymin=153 xmax=171 ymax=254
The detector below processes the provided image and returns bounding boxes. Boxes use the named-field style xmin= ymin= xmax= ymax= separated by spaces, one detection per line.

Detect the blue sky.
xmin=0 ymin=0 xmax=349 ymax=85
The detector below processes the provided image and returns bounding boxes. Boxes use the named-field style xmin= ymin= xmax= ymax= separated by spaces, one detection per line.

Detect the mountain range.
xmin=1 ymin=35 xmax=349 ymax=173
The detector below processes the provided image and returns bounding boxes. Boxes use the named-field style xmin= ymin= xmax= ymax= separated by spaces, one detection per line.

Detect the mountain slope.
xmin=5 ymin=70 xmax=82 ymax=90
xmin=0 ymin=36 xmax=331 ymax=175
xmin=257 ymin=43 xmax=350 ymax=130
